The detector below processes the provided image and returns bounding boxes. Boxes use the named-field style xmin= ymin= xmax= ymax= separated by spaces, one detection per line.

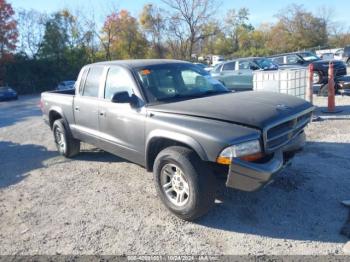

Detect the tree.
xmin=225 ymin=8 xmax=253 ymax=52
xmin=139 ymin=4 xmax=165 ymax=58
xmin=0 ymin=0 xmax=18 ymax=84
xmin=17 ymin=9 xmax=47 ymax=58
xmin=102 ymin=10 xmax=148 ymax=60
xmin=161 ymin=0 xmax=218 ymax=59
xmin=39 ymin=12 xmax=69 ymax=61
xmin=197 ymin=21 xmax=223 ymax=55
xmin=267 ymin=4 xmax=328 ymax=52
xmin=0 ymin=0 xmax=17 ymax=57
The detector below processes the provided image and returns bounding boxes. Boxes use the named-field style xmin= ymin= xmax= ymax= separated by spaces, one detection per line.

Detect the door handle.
xmin=238 ymin=72 xmax=243 ymax=75
xmin=99 ymin=111 xmax=106 ymax=117
xmin=75 ymin=106 xmax=80 ymax=111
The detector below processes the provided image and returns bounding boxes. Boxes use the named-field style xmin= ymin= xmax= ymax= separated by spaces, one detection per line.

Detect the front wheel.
xmin=153 ymin=146 xmax=216 ymax=221
xmin=318 ymin=83 xmax=340 ymax=97
xmin=313 ymin=71 xmax=322 ymax=84
xmin=53 ymin=119 xmax=80 ymax=158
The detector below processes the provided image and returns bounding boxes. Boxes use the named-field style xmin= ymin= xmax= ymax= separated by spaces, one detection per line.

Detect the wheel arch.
xmin=48 ymin=107 xmax=68 ymax=130
xmin=145 ymin=130 xmax=208 ymax=172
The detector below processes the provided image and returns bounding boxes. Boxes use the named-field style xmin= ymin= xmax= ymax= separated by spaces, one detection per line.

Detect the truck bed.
xmin=45 ymin=89 xmax=76 ymax=95
xmin=41 ymin=89 xmax=76 ymax=127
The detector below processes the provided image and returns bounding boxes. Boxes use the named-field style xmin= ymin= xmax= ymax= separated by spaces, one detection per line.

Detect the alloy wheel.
xmin=160 ymin=163 xmax=190 ymax=207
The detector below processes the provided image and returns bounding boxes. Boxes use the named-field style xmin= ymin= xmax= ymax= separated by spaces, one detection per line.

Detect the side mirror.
xmin=111 ymin=91 xmax=137 ymax=106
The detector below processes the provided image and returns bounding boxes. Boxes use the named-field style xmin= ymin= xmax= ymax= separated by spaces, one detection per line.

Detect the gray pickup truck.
xmin=41 ymin=59 xmax=314 ymax=220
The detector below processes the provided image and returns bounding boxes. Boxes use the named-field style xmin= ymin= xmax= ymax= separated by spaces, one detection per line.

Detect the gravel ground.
xmin=0 ymin=94 xmax=349 ymax=255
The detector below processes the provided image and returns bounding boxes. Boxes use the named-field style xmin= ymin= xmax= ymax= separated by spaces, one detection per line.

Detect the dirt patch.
xmin=0 ymin=95 xmax=349 ymax=255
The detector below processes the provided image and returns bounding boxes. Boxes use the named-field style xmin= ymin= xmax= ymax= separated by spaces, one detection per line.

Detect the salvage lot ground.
xmin=0 ymin=94 xmax=349 ymax=255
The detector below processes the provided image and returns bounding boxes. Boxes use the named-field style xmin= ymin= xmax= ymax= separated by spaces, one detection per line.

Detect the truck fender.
xmin=48 ymin=106 xmax=69 ymax=130
xmin=145 ymin=129 xmax=208 ymax=171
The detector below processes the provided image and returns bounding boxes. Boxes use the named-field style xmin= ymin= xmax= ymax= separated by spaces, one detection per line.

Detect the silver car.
xmin=211 ymin=58 xmax=278 ymax=91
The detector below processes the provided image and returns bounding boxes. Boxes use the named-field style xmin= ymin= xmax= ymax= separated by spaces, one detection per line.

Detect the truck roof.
xmin=93 ymin=59 xmax=190 ymax=69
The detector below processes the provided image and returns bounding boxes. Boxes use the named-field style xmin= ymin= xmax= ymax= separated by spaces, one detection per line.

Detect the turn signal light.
xmin=216 ymin=153 xmax=265 ymax=165
xmin=216 ymin=156 xmax=232 ymax=165
xmin=239 ymin=152 xmax=264 ymax=162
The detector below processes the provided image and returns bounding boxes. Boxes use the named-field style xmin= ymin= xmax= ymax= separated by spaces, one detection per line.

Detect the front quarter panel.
xmin=145 ymin=111 xmax=261 ymax=163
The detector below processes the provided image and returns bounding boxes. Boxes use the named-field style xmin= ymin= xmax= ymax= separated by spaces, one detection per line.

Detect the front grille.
xmin=263 ymin=111 xmax=312 ymax=152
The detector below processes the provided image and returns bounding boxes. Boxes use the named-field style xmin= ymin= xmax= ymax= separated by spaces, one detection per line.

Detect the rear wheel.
xmin=153 ymin=146 xmax=216 ymax=221
xmin=53 ymin=119 xmax=80 ymax=158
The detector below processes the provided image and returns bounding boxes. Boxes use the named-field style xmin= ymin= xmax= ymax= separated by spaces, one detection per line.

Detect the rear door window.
xmin=79 ymin=68 xmax=89 ymax=95
xmin=82 ymin=66 xmax=103 ymax=98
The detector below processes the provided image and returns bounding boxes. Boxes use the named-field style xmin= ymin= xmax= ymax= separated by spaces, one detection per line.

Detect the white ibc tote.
xmin=253 ymin=68 xmax=309 ymax=101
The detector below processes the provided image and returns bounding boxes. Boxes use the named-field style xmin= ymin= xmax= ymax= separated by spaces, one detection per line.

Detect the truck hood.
xmin=147 ymin=92 xmax=314 ymax=129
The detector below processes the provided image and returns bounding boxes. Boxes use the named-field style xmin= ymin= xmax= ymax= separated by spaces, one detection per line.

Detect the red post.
xmin=308 ymin=64 xmax=314 ymax=103
xmin=328 ymin=62 xmax=335 ymax=112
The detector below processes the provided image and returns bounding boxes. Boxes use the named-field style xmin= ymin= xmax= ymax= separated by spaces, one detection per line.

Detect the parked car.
xmin=268 ymin=51 xmax=347 ymax=84
xmin=56 ymin=81 xmax=75 ymax=90
xmin=41 ymin=59 xmax=314 ymax=221
xmin=333 ymin=48 xmax=344 ymax=61
xmin=320 ymin=53 xmax=334 ymax=60
xmin=210 ymin=57 xmax=279 ymax=91
xmin=0 ymin=86 xmax=18 ymax=101
xmin=342 ymin=46 xmax=350 ymax=66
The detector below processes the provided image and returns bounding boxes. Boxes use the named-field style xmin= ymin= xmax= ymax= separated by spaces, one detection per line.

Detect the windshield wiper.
xmin=156 ymin=90 xmax=229 ymax=102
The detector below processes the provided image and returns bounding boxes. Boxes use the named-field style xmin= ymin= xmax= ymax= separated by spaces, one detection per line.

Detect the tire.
xmin=313 ymin=71 xmax=322 ymax=84
xmin=153 ymin=146 xmax=216 ymax=221
xmin=52 ymin=119 xmax=80 ymax=158
xmin=318 ymin=84 xmax=328 ymax=97
xmin=318 ymin=83 xmax=339 ymax=97
xmin=346 ymin=58 xmax=350 ymax=66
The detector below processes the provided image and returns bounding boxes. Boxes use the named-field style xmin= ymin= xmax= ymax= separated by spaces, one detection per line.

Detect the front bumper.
xmin=226 ymin=132 xmax=305 ymax=192
xmin=336 ymin=75 xmax=350 ymax=90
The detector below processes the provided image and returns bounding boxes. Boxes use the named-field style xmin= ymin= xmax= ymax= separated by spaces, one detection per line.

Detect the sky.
xmin=9 ymin=0 xmax=350 ymax=29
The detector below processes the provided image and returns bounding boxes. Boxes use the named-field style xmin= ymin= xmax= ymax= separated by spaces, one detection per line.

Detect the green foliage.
xmin=102 ymin=10 xmax=148 ymax=60
xmin=0 ymin=0 xmax=18 ymax=84
xmin=5 ymin=10 xmax=92 ymax=93
xmin=2 ymin=3 xmax=350 ymax=94
xmin=139 ymin=4 xmax=165 ymax=58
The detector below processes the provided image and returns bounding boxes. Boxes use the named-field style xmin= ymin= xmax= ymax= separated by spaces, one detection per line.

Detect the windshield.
xmin=254 ymin=58 xmax=278 ymax=70
xmin=299 ymin=52 xmax=320 ymax=61
xmin=135 ymin=63 xmax=229 ymax=103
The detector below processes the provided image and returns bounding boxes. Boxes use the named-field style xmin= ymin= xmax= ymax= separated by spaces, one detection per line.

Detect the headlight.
xmin=216 ymin=140 xmax=261 ymax=165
